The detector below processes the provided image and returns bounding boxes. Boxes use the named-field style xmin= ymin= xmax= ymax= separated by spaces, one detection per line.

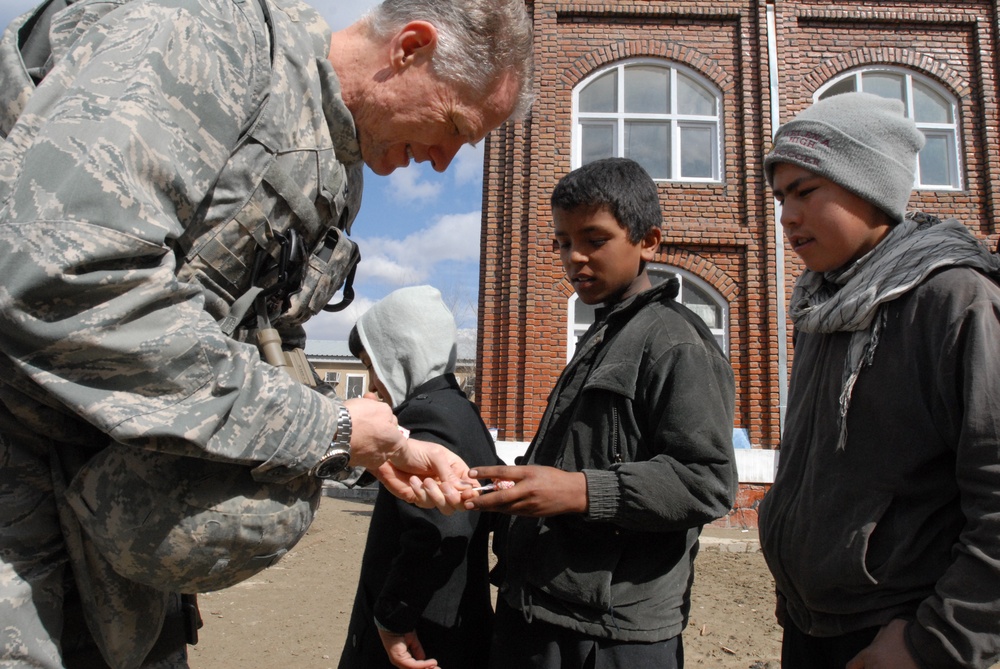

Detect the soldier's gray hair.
xmin=363 ymin=0 xmax=535 ymax=119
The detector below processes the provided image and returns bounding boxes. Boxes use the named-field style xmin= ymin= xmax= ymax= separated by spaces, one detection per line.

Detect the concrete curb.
xmin=321 ymin=483 xmax=378 ymax=501
xmin=700 ymin=527 xmax=761 ymax=553
xmin=322 ymin=484 xmax=763 ymax=553
xmin=700 ymin=536 xmax=761 ymax=553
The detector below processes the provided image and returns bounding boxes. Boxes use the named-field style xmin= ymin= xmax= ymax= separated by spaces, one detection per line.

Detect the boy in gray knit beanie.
xmin=764 ymin=91 xmax=924 ymax=222
xmin=759 ymin=91 xmax=1000 ymax=669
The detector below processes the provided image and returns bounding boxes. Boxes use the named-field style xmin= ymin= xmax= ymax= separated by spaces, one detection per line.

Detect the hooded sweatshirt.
xmin=355 ymin=285 xmax=458 ymax=407
xmin=339 ymin=285 xmax=502 ymax=669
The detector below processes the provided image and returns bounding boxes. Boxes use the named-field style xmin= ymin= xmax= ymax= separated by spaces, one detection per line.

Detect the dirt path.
xmin=190 ymin=495 xmax=781 ymax=669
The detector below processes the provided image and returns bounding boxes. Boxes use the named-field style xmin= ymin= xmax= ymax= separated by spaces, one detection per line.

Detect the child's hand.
xmin=845 ymin=619 xmax=919 ymax=669
xmin=377 ymin=627 xmax=439 ymax=669
xmin=462 ymin=465 xmax=588 ymax=516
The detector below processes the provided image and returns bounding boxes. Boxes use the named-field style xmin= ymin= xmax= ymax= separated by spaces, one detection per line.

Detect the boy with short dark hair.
xmin=759 ymin=92 xmax=1000 ymax=669
xmin=467 ymin=157 xmax=738 ymax=669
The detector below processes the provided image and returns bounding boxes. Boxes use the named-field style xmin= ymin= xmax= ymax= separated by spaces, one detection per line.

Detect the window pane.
xmin=347 ymin=375 xmax=365 ymax=399
xmin=680 ymin=124 xmax=714 ymax=178
xmin=580 ymin=70 xmax=617 ymax=113
xmin=681 ymin=283 xmax=721 ymax=329
xmin=861 ymin=72 xmax=904 ymax=102
xmin=821 ymin=77 xmax=857 ymax=99
xmin=677 ymin=73 xmax=715 ymax=116
xmin=913 ymin=80 xmax=952 ymax=123
xmin=581 ymin=123 xmax=615 ymax=164
xmin=624 ymin=66 xmax=668 ymax=114
xmin=918 ymin=132 xmax=952 ymax=186
xmin=625 ymin=122 xmax=670 ymax=179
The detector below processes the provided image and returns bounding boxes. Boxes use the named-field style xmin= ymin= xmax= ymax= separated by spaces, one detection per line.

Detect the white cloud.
xmin=359 ymin=211 xmax=481 ymax=275
xmin=356 ymin=211 xmax=480 ymax=287
xmin=387 ymin=167 xmax=444 ymax=203
xmin=298 ymin=211 xmax=485 ymax=340
xmin=383 ymin=144 xmax=483 ymax=202
xmin=452 ymin=144 xmax=485 ymax=186
xmin=302 ymin=295 xmax=376 ymax=341
xmin=356 ymin=253 xmax=428 ymax=285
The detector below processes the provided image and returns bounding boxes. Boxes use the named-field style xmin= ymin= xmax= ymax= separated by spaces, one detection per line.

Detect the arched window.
xmin=573 ymin=60 xmax=722 ymax=182
xmin=817 ymin=68 xmax=961 ymax=189
xmin=566 ymin=264 xmax=728 ymax=359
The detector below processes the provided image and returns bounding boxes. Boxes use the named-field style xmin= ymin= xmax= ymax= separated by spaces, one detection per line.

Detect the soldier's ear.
xmin=390 ymin=21 xmax=438 ymax=71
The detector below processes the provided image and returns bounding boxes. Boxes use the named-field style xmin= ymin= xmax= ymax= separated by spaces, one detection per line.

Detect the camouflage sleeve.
xmin=0 ymin=0 xmax=338 ymax=481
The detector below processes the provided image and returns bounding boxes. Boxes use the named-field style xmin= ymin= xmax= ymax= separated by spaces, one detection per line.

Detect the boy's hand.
xmin=461 ymin=465 xmax=588 ymax=516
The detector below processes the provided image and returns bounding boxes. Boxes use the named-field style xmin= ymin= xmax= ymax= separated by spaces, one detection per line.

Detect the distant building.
xmin=477 ymin=0 xmax=1000 ymax=526
xmin=305 ymin=337 xmax=479 ymax=401
xmin=304 ymin=340 xmax=366 ymax=399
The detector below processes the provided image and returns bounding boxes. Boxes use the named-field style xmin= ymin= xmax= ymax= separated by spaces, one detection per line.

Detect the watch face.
xmin=315 ymin=450 xmax=351 ymax=479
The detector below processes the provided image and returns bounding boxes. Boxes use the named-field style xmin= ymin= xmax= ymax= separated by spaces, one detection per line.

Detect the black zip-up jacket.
xmin=493 ymin=279 xmax=737 ymax=642
xmin=339 ymin=374 xmax=502 ymax=669
xmin=759 ymin=267 xmax=1000 ymax=668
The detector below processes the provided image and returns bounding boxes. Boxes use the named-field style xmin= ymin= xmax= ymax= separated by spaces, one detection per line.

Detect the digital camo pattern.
xmin=66 ymin=444 xmax=321 ymax=593
xmin=0 ymin=0 xmax=364 ymax=666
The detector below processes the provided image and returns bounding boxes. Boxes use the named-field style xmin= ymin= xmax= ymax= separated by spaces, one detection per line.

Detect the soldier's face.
xmin=354 ymin=66 xmax=518 ymax=176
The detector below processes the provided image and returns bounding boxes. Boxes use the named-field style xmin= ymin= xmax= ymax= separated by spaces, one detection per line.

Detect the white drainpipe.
xmin=766 ymin=1 xmax=788 ymax=432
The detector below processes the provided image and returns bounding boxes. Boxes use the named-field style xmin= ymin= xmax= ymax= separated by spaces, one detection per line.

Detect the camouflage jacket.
xmin=0 ymin=0 xmax=362 ymax=479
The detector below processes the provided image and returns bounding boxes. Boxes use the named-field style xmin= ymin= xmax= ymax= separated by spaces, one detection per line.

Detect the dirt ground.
xmin=189 ymin=494 xmax=782 ymax=669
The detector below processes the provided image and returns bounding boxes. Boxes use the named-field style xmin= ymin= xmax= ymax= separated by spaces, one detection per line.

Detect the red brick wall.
xmin=478 ymin=0 xmax=1000 ymax=526
xmin=714 ymin=484 xmax=771 ymax=530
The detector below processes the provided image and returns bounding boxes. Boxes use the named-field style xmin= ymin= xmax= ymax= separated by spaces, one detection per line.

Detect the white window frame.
xmin=323 ymin=371 xmax=341 ymax=384
xmin=345 ymin=373 xmax=366 ymax=399
xmin=572 ymin=59 xmax=722 ymax=183
xmin=817 ymin=67 xmax=962 ymax=190
xmin=566 ymin=263 xmax=729 ymax=360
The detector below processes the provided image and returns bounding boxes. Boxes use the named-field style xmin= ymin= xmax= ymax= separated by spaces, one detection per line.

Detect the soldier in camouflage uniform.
xmin=0 ymin=0 xmax=534 ymax=666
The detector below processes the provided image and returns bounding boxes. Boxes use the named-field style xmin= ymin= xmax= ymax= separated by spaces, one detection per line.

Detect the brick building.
xmin=476 ymin=0 xmax=1000 ymax=525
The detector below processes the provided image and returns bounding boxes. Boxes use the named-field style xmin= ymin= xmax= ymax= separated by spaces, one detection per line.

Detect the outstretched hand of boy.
xmin=460 ymin=465 xmax=589 ymax=516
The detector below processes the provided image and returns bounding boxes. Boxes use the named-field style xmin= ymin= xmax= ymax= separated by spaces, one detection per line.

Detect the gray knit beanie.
xmin=764 ymin=92 xmax=925 ymax=221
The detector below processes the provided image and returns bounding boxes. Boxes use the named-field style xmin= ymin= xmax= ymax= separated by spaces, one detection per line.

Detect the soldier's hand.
xmin=376 ymin=439 xmax=471 ymax=513
xmin=343 ymin=396 xmax=408 ymax=470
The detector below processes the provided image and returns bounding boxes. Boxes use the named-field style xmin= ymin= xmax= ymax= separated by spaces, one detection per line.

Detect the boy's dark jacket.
xmin=493 ymin=278 xmax=738 ymax=642
xmin=339 ymin=373 xmax=501 ymax=669
xmin=759 ymin=262 xmax=1000 ymax=668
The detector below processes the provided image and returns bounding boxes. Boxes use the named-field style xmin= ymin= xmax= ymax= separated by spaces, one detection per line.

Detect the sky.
xmin=0 ymin=0 xmax=491 ymax=341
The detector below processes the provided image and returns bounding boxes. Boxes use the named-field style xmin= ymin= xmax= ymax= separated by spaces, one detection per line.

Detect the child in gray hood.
xmin=338 ymin=285 xmax=502 ymax=669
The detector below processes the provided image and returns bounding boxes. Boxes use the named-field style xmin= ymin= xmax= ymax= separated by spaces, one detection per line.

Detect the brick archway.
xmin=803 ymin=47 xmax=970 ymax=98
xmin=561 ymin=40 xmax=735 ymax=94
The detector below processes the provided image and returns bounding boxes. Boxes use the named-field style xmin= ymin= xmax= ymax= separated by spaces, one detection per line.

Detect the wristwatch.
xmin=311 ymin=405 xmax=353 ymax=480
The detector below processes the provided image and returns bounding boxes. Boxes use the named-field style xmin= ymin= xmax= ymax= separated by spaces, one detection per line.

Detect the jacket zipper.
xmin=612 ymin=406 xmax=622 ymax=463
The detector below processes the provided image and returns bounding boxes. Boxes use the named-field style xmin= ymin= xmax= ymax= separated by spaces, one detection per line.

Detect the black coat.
xmin=338 ymin=374 xmax=502 ymax=669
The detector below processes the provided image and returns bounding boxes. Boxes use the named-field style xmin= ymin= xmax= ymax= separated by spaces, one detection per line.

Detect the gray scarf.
xmin=789 ymin=212 xmax=1000 ymax=450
